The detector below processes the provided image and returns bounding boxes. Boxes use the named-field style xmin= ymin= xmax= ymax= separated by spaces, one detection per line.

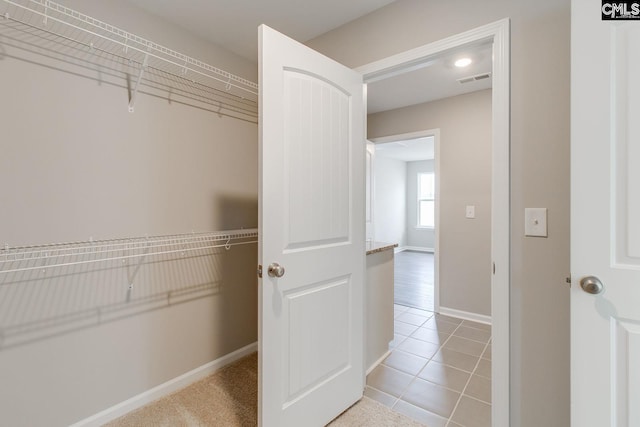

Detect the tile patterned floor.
xmin=365 ymin=305 xmax=492 ymax=427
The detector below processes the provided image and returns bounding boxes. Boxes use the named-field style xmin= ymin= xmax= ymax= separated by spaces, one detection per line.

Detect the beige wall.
xmin=370 ymin=90 xmax=492 ymax=317
xmin=0 ymin=1 xmax=258 ymax=425
xmin=309 ymin=1 xmax=571 ymax=425
xmin=374 ymin=156 xmax=408 ymax=247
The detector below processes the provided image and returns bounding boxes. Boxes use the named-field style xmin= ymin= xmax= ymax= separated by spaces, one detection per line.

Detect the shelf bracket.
xmin=128 ymin=53 xmax=148 ymax=113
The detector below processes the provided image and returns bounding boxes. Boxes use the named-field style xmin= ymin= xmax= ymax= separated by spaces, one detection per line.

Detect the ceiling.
xmin=367 ymin=42 xmax=493 ymax=114
xmin=125 ymin=0 xmax=396 ymax=62
xmin=124 ymin=0 xmax=492 ymax=113
xmin=375 ymin=136 xmax=435 ymax=162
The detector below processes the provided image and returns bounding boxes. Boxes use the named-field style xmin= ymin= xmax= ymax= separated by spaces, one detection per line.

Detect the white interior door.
xmin=571 ymin=2 xmax=640 ymax=426
xmin=258 ymin=25 xmax=365 ymax=427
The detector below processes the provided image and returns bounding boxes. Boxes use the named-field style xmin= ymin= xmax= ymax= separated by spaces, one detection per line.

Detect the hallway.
xmin=365 ymin=250 xmax=492 ymax=426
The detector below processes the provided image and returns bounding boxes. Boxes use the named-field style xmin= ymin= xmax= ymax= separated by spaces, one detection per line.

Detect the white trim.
xmin=70 ymin=342 xmax=258 ymax=427
xmin=439 ymin=306 xmax=492 ymax=325
xmin=358 ymin=18 xmax=510 ymax=427
xmin=366 ymin=349 xmax=392 ymax=375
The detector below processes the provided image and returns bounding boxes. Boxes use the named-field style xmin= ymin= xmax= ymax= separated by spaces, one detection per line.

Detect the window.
xmin=418 ymin=172 xmax=435 ymax=228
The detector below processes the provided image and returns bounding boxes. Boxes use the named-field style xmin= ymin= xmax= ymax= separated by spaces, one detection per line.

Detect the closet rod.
xmin=0 ymin=0 xmax=258 ymax=97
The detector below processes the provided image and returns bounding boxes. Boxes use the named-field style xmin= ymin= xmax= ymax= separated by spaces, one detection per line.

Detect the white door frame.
xmin=369 ymin=129 xmax=441 ymax=312
xmin=356 ymin=18 xmax=510 ymax=427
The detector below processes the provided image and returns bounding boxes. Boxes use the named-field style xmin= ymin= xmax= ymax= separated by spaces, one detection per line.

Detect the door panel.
xmin=259 ymin=25 xmax=365 ymax=427
xmin=571 ymin=2 xmax=640 ymax=426
xmin=283 ymin=69 xmax=350 ymax=249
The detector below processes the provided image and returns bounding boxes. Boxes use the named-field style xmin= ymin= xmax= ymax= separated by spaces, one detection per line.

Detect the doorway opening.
xmin=357 ymin=18 xmax=510 ymax=426
xmin=369 ymin=131 xmax=439 ymax=313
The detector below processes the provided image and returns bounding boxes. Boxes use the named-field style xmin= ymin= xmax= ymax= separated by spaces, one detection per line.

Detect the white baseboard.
xmin=397 ymin=246 xmax=434 ymax=253
xmin=71 ymin=341 xmax=258 ymax=427
xmin=438 ymin=306 xmax=492 ymax=325
xmin=366 ymin=349 xmax=391 ymax=375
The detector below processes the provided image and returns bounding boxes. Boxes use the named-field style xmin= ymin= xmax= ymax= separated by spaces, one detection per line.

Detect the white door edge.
xmin=357 ymin=18 xmax=511 ymax=427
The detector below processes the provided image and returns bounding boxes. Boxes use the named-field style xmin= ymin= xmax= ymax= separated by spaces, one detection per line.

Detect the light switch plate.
xmin=466 ymin=205 xmax=475 ymax=219
xmin=525 ymin=208 xmax=547 ymax=237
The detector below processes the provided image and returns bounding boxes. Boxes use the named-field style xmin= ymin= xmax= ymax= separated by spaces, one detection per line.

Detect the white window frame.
xmin=417 ymin=172 xmax=435 ymax=229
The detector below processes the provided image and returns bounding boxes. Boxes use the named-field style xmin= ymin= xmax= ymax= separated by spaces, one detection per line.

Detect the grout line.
xmin=444 ymin=338 xmax=492 ymax=426
xmin=390 ymin=321 xmax=465 ymax=417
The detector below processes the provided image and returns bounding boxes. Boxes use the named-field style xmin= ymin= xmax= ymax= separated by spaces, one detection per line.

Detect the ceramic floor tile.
xmin=461 ymin=319 xmax=492 ymax=332
xmin=450 ymin=396 xmax=492 ymax=427
xmin=432 ymin=348 xmax=480 ymax=372
xmin=465 ymin=374 xmax=492 ymax=403
xmin=397 ymin=337 xmax=440 ymax=359
xmin=390 ymin=333 xmax=408 ymax=348
xmin=395 ymin=305 xmax=411 ymax=317
xmin=482 ymin=343 xmax=492 ymax=360
xmin=410 ymin=326 xmax=450 ymax=346
xmin=366 ymin=364 xmax=414 ymax=397
xmin=443 ymin=336 xmax=486 ymax=357
xmin=392 ymin=400 xmax=448 ymax=427
xmin=364 ymin=386 xmax=397 ymax=408
xmin=395 ymin=320 xmax=420 ymax=337
xmin=400 ymin=377 xmax=460 ymax=418
xmin=433 ymin=313 xmax=464 ymax=325
xmin=423 ymin=317 xmax=460 ymax=334
xmin=383 ymin=349 xmax=429 ymax=376
xmin=408 ymin=307 xmax=433 ymax=317
xmin=418 ymin=360 xmax=470 ymax=392
xmin=453 ymin=325 xmax=492 ymax=343
xmin=475 ymin=358 xmax=491 ymax=379
xmin=396 ymin=312 xmax=430 ymax=327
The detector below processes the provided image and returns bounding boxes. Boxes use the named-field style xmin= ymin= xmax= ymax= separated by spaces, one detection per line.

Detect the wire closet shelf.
xmin=0 ymin=0 xmax=259 ymax=122
xmin=0 ymin=228 xmax=258 ymax=275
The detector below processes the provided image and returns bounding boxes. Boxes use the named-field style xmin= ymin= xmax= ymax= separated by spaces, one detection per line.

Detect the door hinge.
xmin=257 ymin=264 xmax=262 ymax=278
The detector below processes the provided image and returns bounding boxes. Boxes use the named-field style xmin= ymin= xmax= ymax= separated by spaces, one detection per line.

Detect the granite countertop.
xmin=365 ymin=241 xmax=398 ymax=255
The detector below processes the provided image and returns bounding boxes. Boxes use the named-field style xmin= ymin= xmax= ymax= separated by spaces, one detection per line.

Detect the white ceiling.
xmin=375 ymin=136 xmax=435 ymax=162
xmin=124 ymin=0 xmax=492 ymax=113
xmin=125 ymin=0 xmax=396 ymax=62
xmin=367 ymin=42 xmax=493 ymax=114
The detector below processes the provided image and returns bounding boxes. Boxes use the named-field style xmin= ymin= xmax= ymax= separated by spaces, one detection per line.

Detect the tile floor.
xmin=365 ymin=305 xmax=492 ymax=427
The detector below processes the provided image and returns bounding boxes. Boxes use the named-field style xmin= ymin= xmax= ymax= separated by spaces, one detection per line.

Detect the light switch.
xmin=525 ymin=208 xmax=547 ymax=237
xmin=466 ymin=205 xmax=475 ymax=219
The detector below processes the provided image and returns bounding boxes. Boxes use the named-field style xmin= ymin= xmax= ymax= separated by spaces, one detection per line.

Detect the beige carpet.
xmin=105 ymin=353 xmax=424 ymax=426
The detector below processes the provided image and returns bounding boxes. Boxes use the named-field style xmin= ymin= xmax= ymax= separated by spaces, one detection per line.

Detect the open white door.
xmin=258 ymin=25 xmax=365 ymax=427
xmin=571 ymin=1 xmax=640 ymax=426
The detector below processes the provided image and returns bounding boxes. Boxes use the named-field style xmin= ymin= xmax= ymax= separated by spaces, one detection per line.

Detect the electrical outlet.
xmin=466 ymin=205 xmax=475 ymax=219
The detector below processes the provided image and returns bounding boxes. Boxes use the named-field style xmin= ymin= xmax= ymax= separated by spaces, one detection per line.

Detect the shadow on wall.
xmin=0 ymin=232 xmax=258 ymax=350
xmin=215 ymin=195 xmax=259 ymax=231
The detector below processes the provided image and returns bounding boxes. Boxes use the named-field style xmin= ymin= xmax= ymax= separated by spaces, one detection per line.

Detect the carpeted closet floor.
xmin=105 ymin=352 xmax=423 ymax=427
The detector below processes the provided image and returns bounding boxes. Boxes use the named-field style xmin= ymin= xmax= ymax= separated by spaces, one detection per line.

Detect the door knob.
xmin=268 ymin=263 xmax=285 ymax=278
xmin=580 ymin=276 xmax=604 ymax=295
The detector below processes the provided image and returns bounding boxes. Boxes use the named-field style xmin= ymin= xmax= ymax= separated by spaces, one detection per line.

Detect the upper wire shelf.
xmin=0 ymin=0 xmax=258 ymax=122
xmin=0 ymin=228 xmax=258 ymax=275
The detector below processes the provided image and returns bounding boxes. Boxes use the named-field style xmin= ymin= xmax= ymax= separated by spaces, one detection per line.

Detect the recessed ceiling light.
xmin=455 ymin=58 xmax=472 ymax=67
